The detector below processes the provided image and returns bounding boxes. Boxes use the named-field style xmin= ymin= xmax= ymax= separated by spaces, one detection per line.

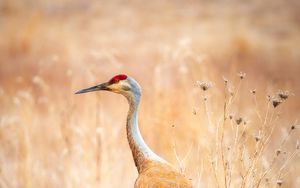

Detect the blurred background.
xmin=0 ymin=0 xmax=299 ymax=187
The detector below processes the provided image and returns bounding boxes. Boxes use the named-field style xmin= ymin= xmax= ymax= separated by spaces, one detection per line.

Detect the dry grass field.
xmin=0 ymin=0 xmax=300 ymax=187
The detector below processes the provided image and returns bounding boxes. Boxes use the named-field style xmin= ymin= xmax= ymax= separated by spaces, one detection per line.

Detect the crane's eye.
xmin=109 ymin=74 xmax=127 ymax=84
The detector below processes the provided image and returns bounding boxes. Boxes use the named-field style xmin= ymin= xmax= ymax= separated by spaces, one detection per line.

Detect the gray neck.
xmin=126 ymin=93 xmax=166 ymax=171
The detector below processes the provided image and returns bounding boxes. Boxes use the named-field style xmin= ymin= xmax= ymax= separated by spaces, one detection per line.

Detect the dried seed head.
xmin=276 ymin=149 xmax=281 ymax=156
xmin=277 ymin=179 xmax=283 ymax=186
xmin=222 ymin=76 xmax=228 ymax=85
xmin=272 ymin=97 xmax=282 ymax=108
xmin=235 ymin=117 xmax=243 ymax=125
xmin=277 ymin=90 xmax=289 ymax=100
xmin=255 ymin=136 xmax=261 ymax=142
xmin=267 ymin=95 xmax=271 ymax=101
xmin=250 ymin=89 xmax=256 ymax=95
xmin=269 ymin=91 xmax=290 ymax=108
xmin=241 ymin=117 xmax=249 ymax=125
xmin=237 ymin=72 xmax=246 ymax=79
xmin=192 ymin=109 xmax=197 ymax=115
xmin=196 ymin=81 xmax=213 ymax=91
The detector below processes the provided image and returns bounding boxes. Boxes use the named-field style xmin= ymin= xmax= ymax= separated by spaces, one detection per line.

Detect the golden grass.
xmin=0 ymin=0 xmax=300 ymax=187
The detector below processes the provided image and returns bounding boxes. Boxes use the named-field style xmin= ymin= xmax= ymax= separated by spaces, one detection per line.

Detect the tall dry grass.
xmin=0 ymin=0 xmax=300 ymax=187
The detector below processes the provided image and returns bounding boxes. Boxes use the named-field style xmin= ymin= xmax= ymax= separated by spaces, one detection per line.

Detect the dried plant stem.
xmin=182 ymin=144 xmax=194 ymax=165
xmin=275 ymin=149 xmax=299 ymax=186
xmin=256 ymin=127 xmax=298 ymax=187
xmin=277 ymin=150 xmax=299 ymax=179
xmin=196 ymin=145 xmax=204 ymax=188
xmin=228 ymin=79 xmax=242 ymax=106
xmin=210 ymin=151 xmax=221 ymax=188
xmin=221 ymin=100 xmax=228 ymax=188
xmin=253 ymin=95 xmax=263 ymax=124
xmin=218 ymin=79 xmax=233 ymax=188
xmin=196 ymin=75 xmax=298 ymax=188
xmin=203 ymin=95 xmax=213 ymax=128
xmin=262 ymin=102 xmax=271 ymax=130
xmin=171 ymin=127 xmax=193 ymax=173
xmin=244 ymin=108 xmax=280 ymax=187
xmin=241 ymin=108 xmax=270 ymax=187
xmin=172 ymin=129 xmax=183 ymax=172
xmin=227 ymin=121 xmax=240 ymax=188
xmin=204 ymin=95 xmax=222 ymax=188
xmin=257 ymin=115 xmax=279 ymax=158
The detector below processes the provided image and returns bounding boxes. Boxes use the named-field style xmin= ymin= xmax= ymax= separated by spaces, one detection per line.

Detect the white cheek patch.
xmin=109 ymin=84 xmax=122 ymax=91
xmin=108 ymin=81 xmax=131 ymax=92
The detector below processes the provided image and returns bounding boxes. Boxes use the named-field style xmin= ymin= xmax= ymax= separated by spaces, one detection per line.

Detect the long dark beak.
xmin=75 ymin=82 xmax=110 ymax=94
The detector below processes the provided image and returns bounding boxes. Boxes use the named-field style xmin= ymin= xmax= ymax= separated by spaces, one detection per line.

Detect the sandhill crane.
xmin=75 ymin=74 xmax=193 ymax=188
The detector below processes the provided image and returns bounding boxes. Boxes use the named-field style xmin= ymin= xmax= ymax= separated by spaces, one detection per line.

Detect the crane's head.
xmin=75 ymin=74 xmax=141 ymax=99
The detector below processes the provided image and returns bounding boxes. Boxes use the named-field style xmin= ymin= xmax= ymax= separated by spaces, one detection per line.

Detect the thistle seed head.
xmin=267 ymin=95 xmax=271 ymax=101
xmin=235 ymin=117 xmax=243 ymax=125
xmin=222 ymin=76 xmax=228 ymax=85
xmin=277 ymin=179 xmax=283 ymax=186
xmin=192 ymin=109 xmax=197 ymax=115
xmin=237 ymin=72 xmax=246 ymax=79
xmin=276 ymin=149 xmax=281 ymax=156
xmin=269 ymin=90 xmax=291 ymax=108
xmin=196 ymin=81 xmax=213 ymax=91
xmin=255 ymin=136 xmax=261 ymax=142
xmin=250 ymin=89 xmax=256 ymax=95
xmin=277 ymin=90 xmax=289 ymax=100
xmin=272 ymin=97 xmax=282 ymax=108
